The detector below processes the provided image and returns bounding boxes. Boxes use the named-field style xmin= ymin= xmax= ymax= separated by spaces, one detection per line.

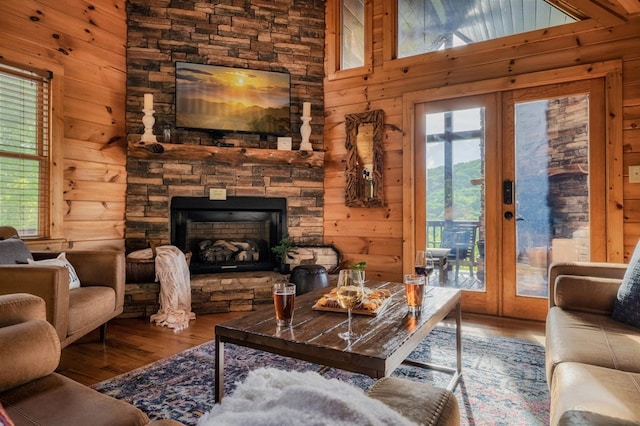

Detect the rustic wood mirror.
xmin=345 ymin=109 xmax=384 ymax=207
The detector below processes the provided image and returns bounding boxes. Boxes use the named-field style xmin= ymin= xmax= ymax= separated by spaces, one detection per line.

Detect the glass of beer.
xmin=273 ymin=282 xmax=296 ymax=327
xmin=404 ymin=273 xmax=426 ymax=314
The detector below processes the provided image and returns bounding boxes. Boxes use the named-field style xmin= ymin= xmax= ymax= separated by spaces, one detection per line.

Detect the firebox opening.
xmin=171 ymin=196 xmax=287 ymax=274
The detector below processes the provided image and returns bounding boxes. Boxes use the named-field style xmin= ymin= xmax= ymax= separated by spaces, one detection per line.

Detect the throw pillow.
xmin=612 ymin=240 xmax=640 ymax=328
xmin=0 ymin=237 xmax=33 ymax=265
xmin=0 ymin=402 xmax=15 ymax=426
xmin=27 ymin=253 xmax=81 ymax=290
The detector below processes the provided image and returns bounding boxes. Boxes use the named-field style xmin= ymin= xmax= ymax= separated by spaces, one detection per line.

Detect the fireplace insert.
xmin=171 ymin=196 xmax=287 ymax=274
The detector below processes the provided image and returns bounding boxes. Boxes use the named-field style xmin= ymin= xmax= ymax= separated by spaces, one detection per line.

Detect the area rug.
xmin=92 ymin=327 xmax=549 ymax=425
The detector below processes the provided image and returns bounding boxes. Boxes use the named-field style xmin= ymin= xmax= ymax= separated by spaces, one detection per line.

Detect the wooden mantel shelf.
xmin=128 ymin=141 xmax=324 ymax=168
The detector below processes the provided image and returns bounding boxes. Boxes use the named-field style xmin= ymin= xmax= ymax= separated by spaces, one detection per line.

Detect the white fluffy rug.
xmin=197 ymin=368 xmax=417 ymax=426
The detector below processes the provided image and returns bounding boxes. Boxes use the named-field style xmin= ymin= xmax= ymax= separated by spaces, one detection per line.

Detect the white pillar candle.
xmin=302 ymin=102 xmax=311 ymax=117
xmin=144 ymin=93 xmax=154 ymax=110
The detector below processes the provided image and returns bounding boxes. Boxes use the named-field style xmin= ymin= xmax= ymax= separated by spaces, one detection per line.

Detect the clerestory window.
xmin=397 ymin=0 xmax=578 ymax=58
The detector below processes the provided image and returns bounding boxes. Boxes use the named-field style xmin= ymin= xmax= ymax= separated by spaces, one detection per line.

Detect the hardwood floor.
xmin=59 ymin=311 xmax=545 ymax=386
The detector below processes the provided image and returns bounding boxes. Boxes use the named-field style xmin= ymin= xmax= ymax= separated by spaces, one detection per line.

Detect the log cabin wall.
xmin=125 ymin=0 xmax=326 ymax=252
xmin=0 ymin=0 xmax=128 ymax=251
xmin=323 ymin=0 xmax=640 ymax=283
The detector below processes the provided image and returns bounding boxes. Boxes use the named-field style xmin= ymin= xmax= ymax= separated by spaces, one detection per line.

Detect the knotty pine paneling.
xmin=324 ymin=1 xmax=640 ymax=283
xmin=0 ymin=0 xmax=127 ymax=249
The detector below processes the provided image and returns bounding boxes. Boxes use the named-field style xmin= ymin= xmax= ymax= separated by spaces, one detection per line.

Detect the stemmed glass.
xmin=336 ymin=269 xmax=365 ymax=341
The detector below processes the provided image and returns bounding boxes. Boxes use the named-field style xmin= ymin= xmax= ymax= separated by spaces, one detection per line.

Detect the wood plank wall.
xmin=0 ymin=0 xmax=127 ymax=251
xmin=323 ymin=0 xmax=640 ymax=283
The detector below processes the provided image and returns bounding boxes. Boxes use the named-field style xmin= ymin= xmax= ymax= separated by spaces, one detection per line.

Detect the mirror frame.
xmin=345 ymin=109 xmax=384 ymax=207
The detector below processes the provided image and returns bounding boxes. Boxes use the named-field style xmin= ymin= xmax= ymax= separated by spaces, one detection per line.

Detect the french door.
xmin=501 ymin=79 xmax=606 ymax=320
xmin=414 ymin=79 xmax=607 ymax=320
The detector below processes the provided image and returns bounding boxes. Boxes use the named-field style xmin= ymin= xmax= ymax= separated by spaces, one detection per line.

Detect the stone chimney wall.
xmin=124 ymin=0 xmax=326 ymax=253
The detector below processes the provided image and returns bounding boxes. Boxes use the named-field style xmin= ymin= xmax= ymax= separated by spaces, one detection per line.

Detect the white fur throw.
xmin=197 ymin=368 xmax=417 ymax=426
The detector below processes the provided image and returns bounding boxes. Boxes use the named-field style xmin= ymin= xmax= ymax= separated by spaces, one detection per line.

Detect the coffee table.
xmin=214 ymin=281 xmax=462 ymax=402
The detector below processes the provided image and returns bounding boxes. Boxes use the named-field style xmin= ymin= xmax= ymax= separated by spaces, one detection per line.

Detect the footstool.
xmin=368 ymin=377 xmax=460 ymax=426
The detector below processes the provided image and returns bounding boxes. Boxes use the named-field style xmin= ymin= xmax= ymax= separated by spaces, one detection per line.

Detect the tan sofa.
xmin=545 ymin=261 xmax=640 ymax=425
xmin=0 ymin=293 xmax=181 ymax=426
xmin=0 ymin=226 xmax=125 ymax=347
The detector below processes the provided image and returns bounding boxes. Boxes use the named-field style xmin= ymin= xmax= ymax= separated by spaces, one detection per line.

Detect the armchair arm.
xmin=33 ymin=250 xmax=125 ymax=312
xmin=548 ymin=261 xmax=626 ymax=308
xmin=0 ymin=293 xmax=47 ymax=327
xmin=0 ymin=319 xmax=60 ymax=392
xmin=553 ymin=275 xmax=622 ymax=314
xmin=0 ymin=265 xmax=70 ymax=342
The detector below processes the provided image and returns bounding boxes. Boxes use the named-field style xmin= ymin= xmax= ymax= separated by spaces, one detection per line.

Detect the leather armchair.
xmin=0 ymin=293 xmax=182 ymax=426
xmin=0 ymin=226 xmax=125 ymax=347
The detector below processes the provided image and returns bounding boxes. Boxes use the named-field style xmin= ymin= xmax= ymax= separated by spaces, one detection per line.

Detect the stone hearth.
xmin=122 ymin=271 xmax=287 ymax=318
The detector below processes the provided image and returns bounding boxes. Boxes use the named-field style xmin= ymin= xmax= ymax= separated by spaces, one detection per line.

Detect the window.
xmin=397 ymin=0 xmax=578 ymax=59
xmin=0 ymin=63 xmax=51 ymax=238
xmin=342 ymin=0 xmax=365 ymax=70
xmin=327 ymin=0 xmax=372 ymax=79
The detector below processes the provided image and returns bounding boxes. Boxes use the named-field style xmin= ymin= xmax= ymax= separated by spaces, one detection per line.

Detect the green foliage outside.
xmin=426 ymin=159 xmax=482 ymax=221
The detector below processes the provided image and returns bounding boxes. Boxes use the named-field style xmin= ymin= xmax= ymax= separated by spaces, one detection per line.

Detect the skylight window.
xmin=398 ymin=0 xmax=578 ymax=58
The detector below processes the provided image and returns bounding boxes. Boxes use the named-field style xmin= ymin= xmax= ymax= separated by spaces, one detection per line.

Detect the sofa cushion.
xmin=612 ymin=240 xmax=640 ymax=328
xmin=27 ymin=252 xmax=81 ymax=289
xmin=0 ymin=238 xmax=32 ymax=265
xmin=545 ymin=307 xmax=640 ymax=382
xmin=67 ymin=287 xmax=116 ymax=336
xmin=550 ymin=362 xmax=640 ymax=426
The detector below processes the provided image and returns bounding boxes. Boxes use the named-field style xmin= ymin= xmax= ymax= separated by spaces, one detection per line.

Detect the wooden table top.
xmin=215 ymin=281 xmax=461 ymax=378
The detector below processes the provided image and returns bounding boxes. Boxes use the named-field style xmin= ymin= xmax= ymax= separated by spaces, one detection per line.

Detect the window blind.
xmin=0 ymin=63 xmax=50 ymax=238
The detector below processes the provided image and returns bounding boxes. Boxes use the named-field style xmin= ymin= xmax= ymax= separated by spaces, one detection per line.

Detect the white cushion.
xmin=27 ymin=253 xmax=81 ymax=289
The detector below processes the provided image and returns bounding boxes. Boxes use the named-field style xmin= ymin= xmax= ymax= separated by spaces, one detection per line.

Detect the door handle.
xmin=503 ymin=180 xmax=513 ymax=205
xmin=504 ymin=211 xmax=514 ymax=220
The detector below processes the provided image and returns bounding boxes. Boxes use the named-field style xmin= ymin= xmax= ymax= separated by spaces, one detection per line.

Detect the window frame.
xmin=381 ymin=0 xmax=610 ymax=73
xmin=326 ymin=0 xmax=373 ymax=81
xmin=0 ymin=59 xmax=64 ymax=242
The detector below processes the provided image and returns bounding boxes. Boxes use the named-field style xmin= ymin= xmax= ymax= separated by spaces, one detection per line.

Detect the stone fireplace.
xmin=171 ymin=196 xmax=287 ymax=274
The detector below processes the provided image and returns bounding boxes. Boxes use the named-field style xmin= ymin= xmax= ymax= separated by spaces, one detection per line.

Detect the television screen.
xmin=175 ymin=62 xmax=291 ymax=135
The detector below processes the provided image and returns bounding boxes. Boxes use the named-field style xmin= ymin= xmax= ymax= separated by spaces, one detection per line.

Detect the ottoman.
xmin=368 ymin=377 xmax=460 ymax=426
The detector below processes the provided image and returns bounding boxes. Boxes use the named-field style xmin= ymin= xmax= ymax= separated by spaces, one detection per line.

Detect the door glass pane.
xmin=514 ymin=95 xmax=590 ymax=297
xmin=425 ymin=107 xmax=485 ymax=291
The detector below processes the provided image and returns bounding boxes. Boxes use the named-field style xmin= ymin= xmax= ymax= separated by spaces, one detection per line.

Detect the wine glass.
xmin=425 ymin=253 xmax=435 ymax=279
xmin=336 ymin=269 xmax=364 ymax=341
xmin=415 ymin=250 xmax=428 ymax=276
xmin=416 ymin=250 xmax=435 ymax=287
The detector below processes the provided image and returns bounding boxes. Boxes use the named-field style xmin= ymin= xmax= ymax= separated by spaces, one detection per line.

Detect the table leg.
xmin=401 ymin=300 xmax=463 ymax=391
xmin=214 ymin=335 xmax=224 ymax=403
xmin=450 ymin=301 xmax=462 ymax=390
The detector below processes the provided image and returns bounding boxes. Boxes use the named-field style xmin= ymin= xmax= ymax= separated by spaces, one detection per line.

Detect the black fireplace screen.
xmin=171 ymin=196 xmax=287 ymax=274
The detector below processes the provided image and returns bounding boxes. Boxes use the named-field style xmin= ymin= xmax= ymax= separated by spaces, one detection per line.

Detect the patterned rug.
xmin=92 ymin=327 xmax=549 ymax=425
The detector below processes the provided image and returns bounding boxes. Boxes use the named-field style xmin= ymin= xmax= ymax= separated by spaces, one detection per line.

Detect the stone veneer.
xmin=122 ymin=272 xmax=286 ymax=318
xmin=125 ymin=0 xmax=326 ymax=253
xmin=123 ymin=0 xmax=327 ymax=316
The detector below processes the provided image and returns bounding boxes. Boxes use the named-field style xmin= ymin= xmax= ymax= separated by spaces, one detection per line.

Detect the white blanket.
xmin=136 ymin=245 xmax=195 ymax=330
xmin=197 ymin=368 xmax=417 ymax=426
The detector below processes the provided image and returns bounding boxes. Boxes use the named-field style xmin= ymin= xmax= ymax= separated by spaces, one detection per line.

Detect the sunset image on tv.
xmin=176 ymin=63 xmax=290 ymax=135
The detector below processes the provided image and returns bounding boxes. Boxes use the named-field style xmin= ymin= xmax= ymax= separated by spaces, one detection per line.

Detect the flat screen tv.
xmin=175 ymin=62 xmax=290 ymax=135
